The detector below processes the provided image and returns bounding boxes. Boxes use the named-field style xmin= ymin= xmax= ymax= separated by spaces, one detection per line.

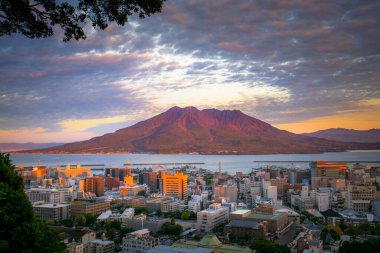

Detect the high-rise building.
xmin=346 ymin=184 xmax=376 ymax=212
xmin=105 ymin=167 xmax=132 ymax=181
xmin=105 ymin=176 xmax=120 ymax=190
xmin=311 ymin=161 xmax=346 ymax=178
xmin=311 ymin=161 xmax=346 ymax=189
xmin=161 ymin=172 xmax=188 ymax=201
xmin=143 ymin=172 xmax=158 ymax=193
xmin=79 ymin=176 xmax=104 ymax=196
xmin=226 ymin=183 xmax=238 ymax=203
xmin=124 ymin=176 xmax=134 ymax=186
xmin=316 ymin=191 xmax=329 ymax=212
xmin=266 ymin=185 xmax=277 ymax=204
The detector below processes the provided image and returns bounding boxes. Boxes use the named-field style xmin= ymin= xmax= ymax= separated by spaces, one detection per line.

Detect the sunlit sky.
xmin=1 ymin=0 xmax=380 ymax=142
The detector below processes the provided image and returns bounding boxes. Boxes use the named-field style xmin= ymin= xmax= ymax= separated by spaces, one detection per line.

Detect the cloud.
xmin=0 ymin=0 xmax=379 ymax=141
xmin=58 ymin=115 xmax=130 ymax=132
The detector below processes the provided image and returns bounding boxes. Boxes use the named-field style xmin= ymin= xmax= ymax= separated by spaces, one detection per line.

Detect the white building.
xmin=266 ymin=185 xmax=277 ymax=203
xmin=226 ymin=183 xmax=238 ymax=203
xmin=27 ymin=188 xmax=65 ymax=203
xmin=86 ymin=238 xmax=115 ymax=253
xmin=122 ymin=229 xmax=160 ymax=253
xmin=188 ymin=195 xmax=202 ymax=213
xmin=301 ymin=185 xmax=309 ymax=199
xmin=316 ymin=191 xmax=329 ymax=212
xmin=196 ymin=203 xmax=229 ymax=234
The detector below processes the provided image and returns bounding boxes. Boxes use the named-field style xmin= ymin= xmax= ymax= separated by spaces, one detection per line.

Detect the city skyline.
xmin=1 ymin=0 xmax=380 ymax=142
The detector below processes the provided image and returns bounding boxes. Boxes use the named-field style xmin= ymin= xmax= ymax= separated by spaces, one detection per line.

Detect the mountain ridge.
xmin=18 ymin=107 xmax=380 ymax=154
xmin=303 ymin=128 xmax=380 ymax=143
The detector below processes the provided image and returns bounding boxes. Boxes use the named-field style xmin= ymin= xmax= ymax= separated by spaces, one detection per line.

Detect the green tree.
xmin=135 ymin=206 xmax=148 ymax=215
xmin=159 ymin=218 xmax=183 ymax=235
xmin=0 ymin=0 xmax=165 ymax=41
xmin=0 ymin=153 xmax=65 ymax=252
xmin=75 ymin=215 xmax=86 ymax=226
xmin=156 ymin=209 xmax=162 ymax=217
xmin=84 ymin=213 xmax=97 ymax=227
xmin=181 ymin=211 xmax=190 ymax=220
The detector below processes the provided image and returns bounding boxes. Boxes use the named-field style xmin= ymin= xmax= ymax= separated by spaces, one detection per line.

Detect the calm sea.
xmin=9 ymin=151 xmax=380 ymax=174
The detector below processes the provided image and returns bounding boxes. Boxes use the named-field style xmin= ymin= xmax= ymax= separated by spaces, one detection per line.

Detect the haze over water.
xmin=10 ymin=150 xmax=380 ymax=174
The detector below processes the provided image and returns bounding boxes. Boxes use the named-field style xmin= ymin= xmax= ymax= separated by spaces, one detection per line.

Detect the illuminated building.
xmin=143 ymin=172 xmax=158 ymax=192
xmin=311 ymin=161 xmax=346 ymax=178
xmin=79 ymin=176 xmax=105 ymax=196
xmin=311 ymin=161 xmax=346 ymax=189
xmin=124 ymin=176 xmax=134 ymax=186
xmin=105 ymin=176 xmax=120 ymax=190
xmin=119 ymin=184 xmax=147 ymax=197
xmin=57 ymin=164 xmax=91 ymax=178
xmin=161 ymin=172 xmax=188 ymax=201
xmin=69 ymin=200 xmax=110 ymax=217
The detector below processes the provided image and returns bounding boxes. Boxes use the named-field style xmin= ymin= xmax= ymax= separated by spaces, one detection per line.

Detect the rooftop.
xmin=33 ymin=203 xmax=69 ymax=208
xmin=227 ymin=219 xmax=260 ymax=229
xmin=230 ymin=209 xmax=251 ymax=215
xmin=248 ymin=212 xmax=283 ymax=220
xmin=91 ymin=239 xmax=114 ymax=245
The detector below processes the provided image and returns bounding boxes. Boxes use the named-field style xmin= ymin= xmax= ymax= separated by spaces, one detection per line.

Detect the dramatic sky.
xmin=1 ymin=0 xmax=380 ymax=142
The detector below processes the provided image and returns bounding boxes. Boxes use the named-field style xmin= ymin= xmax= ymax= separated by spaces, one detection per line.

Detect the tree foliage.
xmin=159 ymin=218 xmax=183 ymax=235
xmin=0 ymin=0 xmax=165 ymax=41
xmin=340 ymin=237 xmax=380 ymax=253
xmin=0 ymin=153 xmax=65 ymax=252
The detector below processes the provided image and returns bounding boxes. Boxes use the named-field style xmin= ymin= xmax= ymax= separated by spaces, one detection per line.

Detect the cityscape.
xmin=1 ymin=1 xmax=380 ymax=253
xmin=6 ymin=158 xmax=380 ymax=253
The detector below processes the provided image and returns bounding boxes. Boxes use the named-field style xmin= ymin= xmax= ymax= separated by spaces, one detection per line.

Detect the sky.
xmin=0 ymin=0 xmax=380 ymax=142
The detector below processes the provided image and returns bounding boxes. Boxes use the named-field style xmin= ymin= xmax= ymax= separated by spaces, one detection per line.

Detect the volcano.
xmin=22 ymin=106 xmax=380 ymax=154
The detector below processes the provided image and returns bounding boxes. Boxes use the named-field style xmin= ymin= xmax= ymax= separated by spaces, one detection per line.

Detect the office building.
xmin=122 ymin=229 xmax=160 ymax=253
xmin=105 ymin=176 xmax=120 ymax=190
xmin=143 ymin=172 xmax=158 ymax=193
xmin=196 ymin=203 xmax=229 ymax=233
xmin=311 ymin=161 xmax=346 ymax=189
xmin=124 ymin=175 xmax=134 ymax=186
xmin=346 ymin=184 xmax=376 ymax=212
xmin=57 ymin=164 xmax=91 ymax=178
xmin=105 ymin=167 xmax=132 ymax=181
xmin=79 ymin=176 xmax=105 ymax=196
xmin=224 ymin=219 xmax=267 ymax=240
xmin=316 ymin=191 xmax=329 ymax=212
xmin=119 ymin=184 xmax=147 ymax=196
xmin=161 ymin=172 xmax=188 ymax=201
xmin=86 ymin=237 xmax=115 ymax=253
xmin=26 ymin=188 xmax=65 ymax=203
xmin=69 ymin=200 xmax=110 ymax=217
xmin=226 ymin=183 xmax=238 ymax=203
xmin=33 ymin=203 xmax=69 ymax=221
xmin=188 ymin=195 xmax=202 ymax=213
